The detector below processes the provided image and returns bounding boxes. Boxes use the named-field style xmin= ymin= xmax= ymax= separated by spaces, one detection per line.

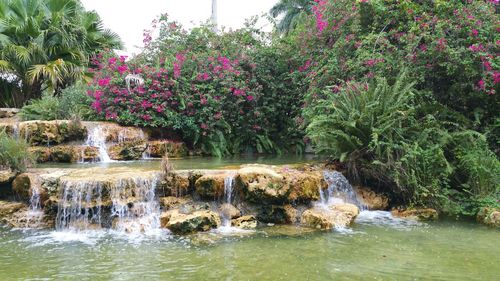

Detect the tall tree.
xmin=0 ymin=0 xmax=122 ymax=106
xmin=270 ymin=0 xmax=312 ymax=33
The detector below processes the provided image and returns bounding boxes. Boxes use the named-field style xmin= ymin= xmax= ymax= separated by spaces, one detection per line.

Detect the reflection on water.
xmin=0 ymin=220 xmax=498 ymax=280
xmin=36 ymin=154 xmax=322 ymax=171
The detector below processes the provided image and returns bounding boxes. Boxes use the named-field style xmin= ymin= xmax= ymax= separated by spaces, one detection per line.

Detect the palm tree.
xmin=0 ymin=0 xmax=122 ymax=106
xmin=270 ymin=0 xmax=313 ymax=33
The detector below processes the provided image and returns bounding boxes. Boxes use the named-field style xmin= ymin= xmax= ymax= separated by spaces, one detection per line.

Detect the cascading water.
xmin=25 ymin=180 xmax=44 ymax=227
xmin=220 ymin=176 xmax=235 ymax=228
xmin=85 ymin=126 xmax=112 ymax=163
xmin=55 ymin=181 xmax=104 ymax=231
xmin=110 ymin=176 xmax=161 ymax=234
xmin=319 ymin=171 xmax=362 ymax=208
xmin=55 ymin=174 xmax=161 ymax=235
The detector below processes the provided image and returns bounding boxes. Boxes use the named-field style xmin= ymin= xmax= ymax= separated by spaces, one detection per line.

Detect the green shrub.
xmin=0 ymin=130 xmax=32 ymax=172
xmin=305 ymin=72 xmax=499 ymax=216
xmin=19 ymin=84 xmax=97 ymax=121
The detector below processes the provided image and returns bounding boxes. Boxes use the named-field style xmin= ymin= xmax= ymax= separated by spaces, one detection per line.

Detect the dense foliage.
xmin=88 ymin=16 xmax=305 ymax=156
xmin=299 ymin=0 xmax=499 ymax=215
xmin=0 ymin=0 xmax=122 ymax=107
xmin=19 ymin=83 xmax=96 ymax=121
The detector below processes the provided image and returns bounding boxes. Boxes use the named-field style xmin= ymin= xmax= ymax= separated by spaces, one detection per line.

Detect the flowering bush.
xmin=297 ymin=0 xmax=500 ymax=216
xmin=88 ymin=16 xmax=305 ymax=156
xmin=295 ymin=0 xmax=499 ymax=143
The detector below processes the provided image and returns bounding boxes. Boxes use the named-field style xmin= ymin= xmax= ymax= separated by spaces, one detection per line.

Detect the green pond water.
xmin=35 ymin=154 xmax=321 ymax=170
xmin=1 ymin=213 xmax=498 ymax=281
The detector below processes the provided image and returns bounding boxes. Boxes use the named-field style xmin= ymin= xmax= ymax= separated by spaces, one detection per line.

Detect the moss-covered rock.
xmin=391 ymin=207 xmax=438 ymax=221
xmin=0 ymin=170 xmax=16 ymax=185
xmin=28 ymin=147 xmax=51 ymax=163
xmin=477 ymin=207 xmax=500 ymax=228
xmin=161 ymin=209 xmax=221 ymax=234
xmin=159 ymin=171 xmax=195 ymax=197
xmin=11 ymin=173 xmax=48 ymax=204
xmin=19 ymin=120 xmax=87 ymax=145
xmin=257 ymin=204 xmax=298 ymax=224
xmin=284 ymin=169 xmax=326 ymax=203
xmin=108 ymin=140 xmax=147 ymax=160
xmin=0 ymin=201 xmax=25 ymax=217
xmin=147 ymin=140 xmax=187 ymax=158
xmin=237 ymin=165 xmax=289 ymax=204
xmin=194 ymin=173 xmax=227 ymax=199
xmin=231 ymin=215 xmax=257 ymax=229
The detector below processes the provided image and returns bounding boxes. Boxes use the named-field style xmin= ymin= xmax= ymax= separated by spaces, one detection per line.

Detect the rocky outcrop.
xmin=477 ymin=207 xmax=500 ymax=228
xmin=391 ymin=207 xmax=438 ymax=221
xmin=160 ymin=209 xmax=221 ymax=234
xmin=301 ymin=203 xmax=359 ymax=229
xmin=237 ymin=165 xmax=289 ymax=204
xmin=194 ymin=172 xmax=230 ymax=199
xmin=257 ymin=204 xmax=298 ymax=224
xmin=160 ymin=170 xmax=194 ymax=197
xmin=0 ymin=108 xmax=20 ymax=118
xmin=219 ymin=203 xmax=241 ymax=219
xmin=29 ymin=146 xmax=99 ymax=163
xmin=0 ymin=201 xmax=25 ymax=217
xmin=19 ymin=120 xmax=87 ymax=145
xmin=147 ymin=140 xmax=187 ymax=158
xmin=354 ymin=186 xmax=389 ymax=210
xmin=108 ymin=140 xmax=147 ymax=160
xmin=231 ymin=215 xmax=257 ymax=229
xmin=82 ymin=122 xmax=146 ymax=143
xmin=0 ymin=170 xmax=17 ymax=185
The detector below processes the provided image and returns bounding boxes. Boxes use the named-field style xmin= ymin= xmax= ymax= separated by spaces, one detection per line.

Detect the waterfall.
xmin=55 ymin=175 xmax=161 ymax=234
xmin=220 ymin=176 xmax=235 ymax=228
xmin=110 ymin=176 xmax=161 ymax=234
xmin=319 ymin=171 xmax=363 ymax=208
xmin=26 ymin=180 xmax=44 ymax=227
xmin=12 ymin=124 xmax=20 ymax=140
xmin=85 ymin=126 xmax=112 ymax=163
xmin=55 ymin=181 xmax=104 ymax=231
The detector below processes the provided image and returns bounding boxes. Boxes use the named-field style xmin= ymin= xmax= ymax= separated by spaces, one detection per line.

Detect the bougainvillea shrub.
xmin=295 ymin=0 xmax=499 ymax=145
xmin=88 ymin=16 xmax=305 ymax=156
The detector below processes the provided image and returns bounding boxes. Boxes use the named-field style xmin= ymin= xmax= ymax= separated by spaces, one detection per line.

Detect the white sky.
xmin=81 ymin=0 xmax=279 ymax=56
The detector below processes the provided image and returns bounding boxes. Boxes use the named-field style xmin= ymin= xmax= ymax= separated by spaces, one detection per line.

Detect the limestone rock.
xmin=194 ymin=173 xmax=228 ymax=199
xmin=82 ymin=122 xmax=146 ymax=143
xmin=108 ymin=140 xmax=147 ymax=160
xmin=231 ymin=215 xmax=257 ymax=229
xmin=285 ymin=169 xmax=326 ymax=203
xmin=0 ymin=108 xmax=20 ymax=118
xmin=11 ymin=173 xmax=48 ymax=205
xmin=477 ymin=207 xmax=500 ymax=228
xmin=237 ymin=165 xmax=289 ymax=204
xmin=160 ymin=171 xmax=192 ymax=197
xmin=159 ymin=196 xmax=189 ymax=210
xmin=161 ymin=209 xmax=221 ymax=234
xmin=391 ymin=208 xmax=438 ymax=221
xmin=0 ymin=201 xmax=25 ymax=217
xmin=354 ymin=186 xmax=389 ymax=210
xmin=257 ymin=204 xmax=298 ymax=224
xmin=0 ymin=170 xmax=16 ymax=185
xmin=301 ymin=203 xmax=359 ymax=229
xmin=219 ymin=203 xmax=241 ymax=219
xmin=147 ymin=140 xmax=187 ymax=158
xmin=28 ymin=147 xmax=51 ymax=163
xmin=19 ymin=120 xmax=87 ymax=145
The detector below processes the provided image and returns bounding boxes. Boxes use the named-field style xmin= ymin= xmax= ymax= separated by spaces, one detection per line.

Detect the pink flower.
xmin=98 ymin=78 xmax=111 ymax=87
xmin=119 ymin=56 xmax=128 ymax=63
xmin=108 ymin=57 xmax=117 ymax=65
xmin=174 ymin=63 xmax=181 ymax=78
xmin=482 ymin=60 xmax=492 ymax=71
xmin=141 ymin=100 xmax=153 ymax=109
xmin=93 ymin=90 xmax=103 ymax=99
xmin=91 ymin=100 xmax=102 ymax=113
xmin=200 ymin=123 xmax=209 ymax=130
xmin=493 ymin=72 xmax=500 ymax=84
xmin=471 ymin=29 xmax=479 ymax=37
xmin=117 ymin=65 xmax=128 ymax=75
xmin=214 ymin=112 xmax=222 ymax=120
xmin=246 ymin=95 xmax=254 ymax=101
xmin=478 ymin=80 xmax=485 ymax=90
